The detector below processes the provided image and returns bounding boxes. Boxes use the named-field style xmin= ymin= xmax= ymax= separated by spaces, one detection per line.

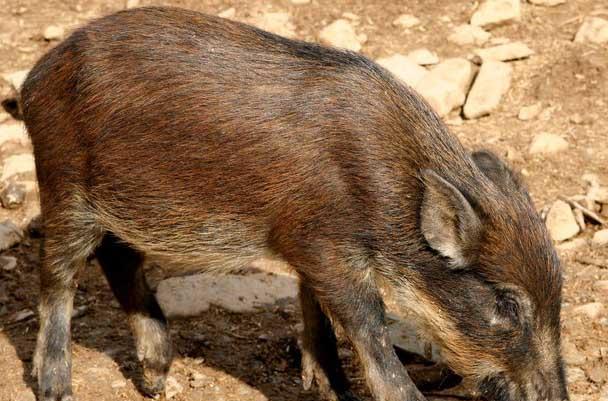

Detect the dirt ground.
xmin=0 ymin=0 xmax=607 ymax=400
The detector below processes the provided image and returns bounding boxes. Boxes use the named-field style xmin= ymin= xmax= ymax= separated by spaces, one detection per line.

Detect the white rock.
xmin=593 ymin=280 xmax=608 ymax=294
xmin=253 ymin=12 xmax=296 ymax=38
xmin=562 ymin=339 xmax=586 ymax=365
xmin=392 ymin=14 xmax=421 ymax=29
xmin=471 ymin=0 xmax=521 ymax=29
xmin=0 ymin=220 xmax=22 ymax=250
xmin=592 ymin=229 xmax=608 ymax=246
xmin=567 ymin=367 xmax=586 ymax=384
xmin=528 ymin=133 xmax=569 ymax=155
xmin=376 ymin=54 xmax=429 ymax=88
xmin=556 ymin=237 xmax=587 ymax=252
xmin=407 ymin=48 xmax=439 ymax=66
xmin=43 ymin=25 xmax=64 ymax=41
xmin=518 ymin=102 xmax=542 ymax=121
xmin=2 ymin=69 xmax=29 ymax=92
xmin=0 ymin=123 xmax=29 ymax=146
xmin=588 ymin=186 xmax=608 ymax=204
xmin=217 ymin=7 xmax=236 ymax=19
xmin=575 ymin=17 xmax=608 ymax=44
xmin=319 ymin=19 xmax=364 ymax=51
xmin=0 ymin=255 xmax=17 ymax=271
xmin=545 ymin=200 xmax=579 ymax=241
xmin=157 ymin=272 xmax=298 ymax=318
xmin=290 ymin=0 xmax=311 ymax=4
xmin=463 ymin=60 xmax=512 ymax=119
xmin=473 ymin=42 xmax=534 ymax=62
xmin=165 ymin=376 xmax=183 ymax=399
xmin=415 ymin=58 xmax=476 ymax=116
xmin=448 ymin=24 xmax=491 ymax=46
xmin=341 ymin=12 xmax=360 ymax=21
xmin=125 ymin=0 xmax=140 ymax=8
xmin=528 ymin=0 xmax=565 ymax=6
xmin=573 ymin=302 xmax=605 ymax=319
xmin=1 ymin=153 xmax=36 ymax=181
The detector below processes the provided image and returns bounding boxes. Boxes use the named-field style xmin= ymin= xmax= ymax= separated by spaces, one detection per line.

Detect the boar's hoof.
xmin=39 ymin=393 xmax=73 ymax=401
xmin=140 ymin=370 xmax=166 ymax=398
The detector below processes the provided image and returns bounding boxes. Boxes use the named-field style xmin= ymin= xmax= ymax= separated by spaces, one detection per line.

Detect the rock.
xmin=156 ymin=272 xmax=298 ymax=318
xmin=392 ymin=14 xmax=421 ymax=29
xmin=528 ymin=0 xmax=565 ymax=6
xmin=0 ymin=220 xmax=23 ymax=250
xmin=1 ymin=153 xmax=36 ymax=181
xmin=567 ymin=367 xmax=586 ymax=384
xmin=253 ymin=12 xmax=296 ymax=38
xmin=189 ymin=372 xmax=213 ymax=388
xmin=556 ymin=237 xmax=587 ymax=252
xmin=376 ymin=54 xmax=429 ymax=88
xmin=2 ymin=69 xmax=29 ymax=92
xmin=319 ymin=19 xmax=365 ymax=52
xmin=471 ymin=0 xmax=521 ymax=29
xmin=125 ymin=0 xmax=140 ymax=8
xmin=473 ymin=42 xmax=534 ymax=62
xmin=592 ymin=229 xmax=608 ymax=246
xmin=586 ymin=362 xmax=608 ymax=384
xmin=0 ymin=255 xmax=17 ymax=271
xmin=1 ymin=182 xmax=26 ymax=209
xmin=111 ymin=379 xmax=127 ymax=389
xmin=593 ymin=280 xmax=608 ymax=294
xmin=11 ymin=308 xmax=34 ymax=323
xmin=562 ymin=338 xmax=586 ymax=365
xmin=0 ymin=123 xmax=29 ymax=146
xmin=588 ymin=186 xmax=608 ymax=204
xmin=43 ymin=25 xmax=64 ymax=41
xmin=574 ymin=17 xmax=608 ymax=44
xmin=463 ymin=60 xmax=511 ymax=119
xmin=573 ymin=302 xmax=605 ymax=319
xmin=448 ymin=24 xmax=491 ymax=46
xmin=518 ymin=102 xmax=542 ymax=121
xmin=165 ymin=376 xmax=183 ymax=399
xmin=407 ymin=49 xmax=439 ymax=66
xmin=341 ymin=12 xmax=360 ymax=21
xmin=528 ymin=133 xmax=569 ymax=155
xmin=217 ymin=7 xmax=236 ymax=19
xmin=415 ymin=58 xmax=475 ymax=116
xmin=14 ymin=390 xmax=36 ymax=401
xmin=545 ymin=200 xmax=579 ymax=241
xmin=290 ymin=0 xmax=311 ymax=4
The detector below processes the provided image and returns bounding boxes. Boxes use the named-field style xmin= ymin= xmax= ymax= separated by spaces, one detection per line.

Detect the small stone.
xmin=471 ymin=0 xmax=521 ymax=29
xmin=43 ymin=25 xmax=64 ymax=41
xmin=573 ymin=302 xmax=605 ymax=319
xmin=0 ymin=255 xmax=17 ymax=271
xmin=392 ymin=14 xmax=420 ymax=29
xmin=407 ymin=48 xmax=439 ymax=66
xmin=528 ymin=133 xmax=569 ymax=155
xmin=1 ymin=153 xmax=36 ymax=181
xmin=473 ymin=42 xmax=534 ymax=62
xmin=567 ymin=367 xmax=586 ymax=384
xmin=14 ymin=390 xmax=36 ymax=401
xmin=593 ymin=280 xmax=608 ymax=294
xmin=592 ymin=229 xmax=608 ymax=247
xmin=1 ymin=182 xmax=26 ymax=209
xmin=111 ymin=379 xmax=127 ymax=389
xmin=0 ymin=123 xmax=29 ymax=146
xmin=341 ymin=12 xmax=360 ymax=21
xmin=319 ymin=19 xmax=364 ymax=51
xmin=574 ymin=17 xmax=608 ymax=44
xmin=448 ymin=24 xmax=491 ymax=46
xmin=125 ymin=0 xmax=140 ymax=8
xmin=463 ymin=60 xmax=512 ymax=119
xmin=586 ymin=363 xmax=607 ymax=384
xmin=528 ymin=0 xmax=565 ymax=5
xmin=12 ymin=308 xmax=34 ymax=323
xmin=562 ymin=339 xmax=586 ymax=365
xmin=376 ymin=54 xmax=429 ymax=88
xmin=190 ymin=372 xmax=212 ymax=388
xmin=518 ymin=103 xmax=542 ymax=121
xmin=290 ymin=0 xmax=310 ymax=4
xmin=165 ymin=376 xmax=184 ymax=399
xmin=2 ymin=69 xmax=29 ymax=92
xmin=0 ymin=220 xmax=23 ymax=250
xmin=253 ymin=12 xmax=296 ymax=38
xmin=556 ymin=237 xmax=587 ymax=252
xmin=545 ymin=200 xmax=579 ymax=241
xmin=217 ymin=7 xmax=236 ymax=19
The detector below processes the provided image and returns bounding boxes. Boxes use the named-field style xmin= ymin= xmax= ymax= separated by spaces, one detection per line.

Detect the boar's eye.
xmin=494 ymin=293 xmax=521 ymax=325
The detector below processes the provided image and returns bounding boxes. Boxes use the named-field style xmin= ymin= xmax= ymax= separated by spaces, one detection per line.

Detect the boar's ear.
xmin=471 ymin=150 xmax=528 ymax=195
xmin=420 ymin=170 xmax=481 ymax=267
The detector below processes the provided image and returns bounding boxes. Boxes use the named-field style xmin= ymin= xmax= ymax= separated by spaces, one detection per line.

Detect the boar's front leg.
xmin=299 ymin=282 xmax=359 ymax=401
xmin=303 ymin=265 xmax=425 ymax=401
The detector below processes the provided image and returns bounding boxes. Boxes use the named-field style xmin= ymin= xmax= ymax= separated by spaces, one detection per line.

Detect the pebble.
xmin=567 ymin=367 xmax=586 ymax=384
xmin=14 ymin=390 xmax=36 ymax=401
xmin=545 ymin=200 xmax=579 ymax=241
xmin=43 ymin=25 xmax=64 ymax=41
xmin=471 ymin=0 xmax=521 ymax=29
xmin=319 ymin=19 xmax=365 ymax=51
xmin=463 ymin=60 xmax=512 ymax=119
xmin=473 ymin=42 xmax=534 ymax=62
xmin=1 ymin=153 xmax=36 ymax=181
xmin=2 ymin=69 xmax=29 ymax=92
xmin=376 ymin=54 xmax=429 ymax=88
xmin=217 ymin=7 xmax=236 ymax=19
xmin=407 ymin=48 xmax=439 ymax=65
xmin=0 ymin=220 xmax=23 ymax=250
xmin=253 ymin=12 xmax=296 ymax=38
xmin=562 ymin=338 xmax=586 ymax=365
xmin=574 ymin=17 xmax=608 ymax=44
xmin=0 ymin=255 xmax=17 ymax=271
xmin=392 ymin=14 xmax=421 ymax=29
xmin=573 ymin=302 xmax=605 ymax=319
xmin=290 ymin=0 xmax=311 ymax=4
xmin=1 ymin=182 xmax=26 ymax=209
xmin=556 ymin=237 xmax=586 ymax=253
xmin=448 ymin=24 xmax=491 ymax=46
xmin=528 ymin=0 xmax=565 ymax=5
xmin=0 ymin=123 xmax=29 ymax=147
xmin=592 ymin=229 xmax=608 ymax=246
xmin=586 ymin=363 xmax=607 ymax=384
xmin=111 ymin=379 xmax=127 ymax=389
xmin=518 ymin=102 xmax=543 ymax=121
xmin=125 ymin=0 xmax=140 ymax=8
xmin=528 ymin=132 xmax=569 ymax=155
xmin=11 ymin=308 xmax=34 ymax=323
xmin=165 ymin=376 xmax=183 ymax=399
xmin=593 ymin=280 xmax=608 ymax=294
xmin=190 ymin=372 xmax=213 ymax=388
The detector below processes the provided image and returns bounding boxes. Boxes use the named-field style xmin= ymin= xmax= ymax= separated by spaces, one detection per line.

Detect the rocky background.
xmin=0 ymin=0 xmax=607 ymax=400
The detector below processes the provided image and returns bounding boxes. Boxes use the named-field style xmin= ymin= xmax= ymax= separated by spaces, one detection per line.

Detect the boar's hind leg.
xmin=95 ymin=233 xmax=172 ymax=397
xmin=299 ymin=282 xmax=359 ymax=401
